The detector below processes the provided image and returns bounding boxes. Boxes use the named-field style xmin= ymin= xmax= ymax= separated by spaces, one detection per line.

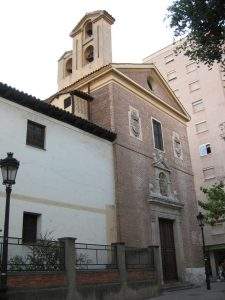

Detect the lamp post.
xmin=0 ymin=153 xmax=19 ymax=295
xmin=196 ymin=212 xmax=211 ymax=290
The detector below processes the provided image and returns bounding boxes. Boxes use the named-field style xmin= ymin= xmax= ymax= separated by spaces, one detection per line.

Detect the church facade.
xmin=48 ymin=11 xmax=203 ymax=284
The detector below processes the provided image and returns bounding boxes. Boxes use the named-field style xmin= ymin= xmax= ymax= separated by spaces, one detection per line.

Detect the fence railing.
xmin=0 ymin=237 xmax=155 ymax=273
xmin=0 ymin=237 xmax=65 ymax=272
xmin=125 ymin=246 xmax=155 ymax=270
xmin=75 ymin=243 xmax=117 ymax=270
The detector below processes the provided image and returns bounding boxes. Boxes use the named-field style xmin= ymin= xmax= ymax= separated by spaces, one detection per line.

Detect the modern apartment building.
xmin=144 ymin=44 xmax=225 ymax=278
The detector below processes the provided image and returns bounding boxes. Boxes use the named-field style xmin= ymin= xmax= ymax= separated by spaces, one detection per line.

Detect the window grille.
xmin=26 ymin=120 xmax=45 ymax=149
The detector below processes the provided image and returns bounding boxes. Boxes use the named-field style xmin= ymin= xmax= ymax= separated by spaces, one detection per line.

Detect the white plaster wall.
xmin=0 ymin=97 xmax=116 ymax=244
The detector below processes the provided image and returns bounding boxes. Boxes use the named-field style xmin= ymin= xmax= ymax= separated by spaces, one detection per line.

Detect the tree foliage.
xmin=198 ymin=182 xmax=225 ymax=225
xmin=167 ymin=0 xmax=225 ymax=67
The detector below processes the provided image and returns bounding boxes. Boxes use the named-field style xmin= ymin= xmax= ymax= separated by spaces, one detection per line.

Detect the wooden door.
xmin=159 ymin=218 xmax=178 ymax=282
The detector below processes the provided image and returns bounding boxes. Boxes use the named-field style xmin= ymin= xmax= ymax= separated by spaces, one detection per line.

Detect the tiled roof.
xmin=0 ymin=82 xmax=116 ymax=142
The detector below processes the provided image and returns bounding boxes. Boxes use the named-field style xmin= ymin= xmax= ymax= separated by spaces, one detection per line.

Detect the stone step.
xmin=162 ymin=282 xmax=195 ymax=292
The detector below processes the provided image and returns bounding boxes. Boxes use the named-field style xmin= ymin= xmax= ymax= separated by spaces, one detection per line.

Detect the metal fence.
xmin=125 ymin=246 xmax=155 ymax=270
xmin=0 ymin=236 xmax=65 ymax=272
xmin=75 ymin=243 xmax=117 ymax=270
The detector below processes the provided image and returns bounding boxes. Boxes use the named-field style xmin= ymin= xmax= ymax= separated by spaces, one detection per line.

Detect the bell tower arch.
xmin=58 ymin=11 xmax=115 ymax=89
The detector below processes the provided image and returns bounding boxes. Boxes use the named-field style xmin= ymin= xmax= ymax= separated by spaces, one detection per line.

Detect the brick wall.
xmin=89 ymin=78 xmax=202 ymax=271
xmin=7 ymin=269 xmax=155 ymax=289
xmin=127 ymin=270 xmax=156 ymax=282
xmin=8 ymin=272 xmax=66 ymax=289
xmin=77 ymin=270 xmax=120 ymax=285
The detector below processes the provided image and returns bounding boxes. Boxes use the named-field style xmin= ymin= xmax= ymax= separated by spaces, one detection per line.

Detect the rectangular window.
xmin=203 ymin=167 xmax=215 ymax=180
xmin=164 ymin=53 xmax=174 ymax=64
xmin=186 ymin=62 xmax=197 ymax=73
xmin=189 ymin=80 xmax=200 ymax=92
xmin=152 ymin=119 xmax=164 ymax=151
xmin=26 ymin=120 xmax=45 ymax=149
xmin=195 ymin=121 xmax=208 ymax=133
xmin=22 ymin=212 xmax=40 ymax=243
xmin=199 ymin=143 xmax=211 ymax=156
xmin=192 ymin=99 xmax=205 ymax=113
xmin=167 ymin=70 xmax=177 ymax=81
xmin=64 ymin=97 xmax=72 ymax=109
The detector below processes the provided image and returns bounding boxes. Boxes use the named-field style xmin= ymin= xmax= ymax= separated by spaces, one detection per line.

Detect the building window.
xmin=147 ymin=76 xmax=153 ymax=91
xmin=199 ymin=143 xmax=211 ymax=156
xmin=167 ymin=70 xmax=177 ymax=81
xmin=84 ymin=45 xmax=94 ymax=65
xmin=85 ymin=21 xmax=93 ymax=38
xmin=195 ymin=121 xmax=208 ymax=133
xmin=203 ymin=167 xmax=215 ymax=180
xmin=152 ymin=119 xmax=164 ymax=151
xmin=26 ymin=120 xmax=45 ymax=149
xmin=64 ymin=97 xmax=72 ymax=109
xmin=186 ymin=62 xmax=197 ymax=73
xmin=164 ymin=53 xmax=174 ymax=64
xmin=128 ymin=106 xmax=142 ymax=140
xmin=159 ymin=172 xmax=168 ymax=196
xmin=189 ymin=80 xmax=200 ymax=92
xmin=192 ymin=99 xmax=205 ymax=113
xmin=22 ymin=212 xmax=40 ymax=243
xmin=65 ymin=58 xmax=72 ymax=76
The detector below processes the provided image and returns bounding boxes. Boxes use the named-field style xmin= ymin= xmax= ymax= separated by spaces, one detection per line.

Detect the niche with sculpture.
xmin=148 ymin=152 xmax=179 ymax=204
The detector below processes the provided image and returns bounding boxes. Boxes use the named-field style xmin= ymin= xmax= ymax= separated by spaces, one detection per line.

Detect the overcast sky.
xmin=0 ymin=0 xmax=174 ymax=99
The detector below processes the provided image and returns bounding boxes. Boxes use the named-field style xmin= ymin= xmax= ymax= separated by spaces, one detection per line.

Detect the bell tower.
xmin=58 ymin=11 xmax=115 ymax=90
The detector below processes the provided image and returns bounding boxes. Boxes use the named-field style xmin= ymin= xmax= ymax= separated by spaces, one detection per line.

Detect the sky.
xmin=0 ymin=0 xmax=174 ymax=99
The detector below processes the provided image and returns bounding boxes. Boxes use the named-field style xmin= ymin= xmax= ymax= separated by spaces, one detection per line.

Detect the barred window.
xmin=22 ymin=212 xmax=40 ymax=243
xmin=152 ymin=119 xmax=164 ymax=151
xmin=64 ymin=97 xmax=72 ymax=109
xmin=26 ymin=120 xmax=45 ymax=149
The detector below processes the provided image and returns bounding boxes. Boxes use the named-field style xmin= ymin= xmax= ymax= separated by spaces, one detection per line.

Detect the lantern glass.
xmin=197 ymin=212 xmax=205 ymax=227
xmin=0 ymin=153 xmax=19 ymax=186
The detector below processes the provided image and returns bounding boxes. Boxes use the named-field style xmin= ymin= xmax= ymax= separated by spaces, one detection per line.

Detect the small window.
xmin=189 ymin=80 xmax=200 ymax=92
xmin=147 ymin=76 xmax=153 ymax=90
xmin=192 ymin=99 xmax=205 ymax=113
xmin=22 ymin=212 xmax=40 ymax=243
xmin=84 ymin=45 xmax=94 ymax=65
xmin=65 ymin=58 xmax=72 ymax=76
xmin=164 ymin=53 xmax=174 ymax=64
xmin=199 ymin=143 xmax=211 ymax=156
xmin=152 ymin=119 xmax=164 ymax=151
xmin=203 ymin=167 xmax=215 ymax=180
xmin=26 ymin=120 xmax=45 ymax=149
xmin=195 ymin=121 xmax=208 ymax=133
xmin=167 ymin=70 xmax=177 ymax=81
xmin=85 ymin=21 xmax=93 ymax=38
xmin=186 ymin=62 xmax=197 ymax=73
xmin=64 ymin=97 xmax=72 ymax=109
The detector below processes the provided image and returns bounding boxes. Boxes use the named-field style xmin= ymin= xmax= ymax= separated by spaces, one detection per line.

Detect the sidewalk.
xmin=150 ymin=282 xmax=225 ymax=300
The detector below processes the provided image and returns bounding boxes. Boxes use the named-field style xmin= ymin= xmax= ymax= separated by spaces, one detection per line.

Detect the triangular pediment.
xmin=70 ymin=10 xmax=115 ymax=37
xmin=113 ymin=63 xmax=189 ymax=119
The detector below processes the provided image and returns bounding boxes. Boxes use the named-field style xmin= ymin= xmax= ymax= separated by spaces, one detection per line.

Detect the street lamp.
xmin=196 ymin=211 xmax=211 ymax=290
xmin=0 ymin=153 xmax=19 ymax=295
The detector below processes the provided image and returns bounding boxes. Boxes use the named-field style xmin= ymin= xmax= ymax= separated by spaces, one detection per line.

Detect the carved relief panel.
xmin=172 ymin=132 xmax=183 ymax=159
xmin=128 ymin=106 xmax=142 ymax=140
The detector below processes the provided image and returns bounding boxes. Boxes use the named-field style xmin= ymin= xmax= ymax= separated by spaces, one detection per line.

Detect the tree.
xmin=198 ymin=182 xmax=225 ymax=225
xmin=167 ymin=0 xmax=225 ymax=67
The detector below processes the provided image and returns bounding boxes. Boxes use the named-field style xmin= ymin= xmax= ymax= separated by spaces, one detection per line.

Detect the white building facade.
xmin=0 ymin=83 xmax=117 ymax=245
